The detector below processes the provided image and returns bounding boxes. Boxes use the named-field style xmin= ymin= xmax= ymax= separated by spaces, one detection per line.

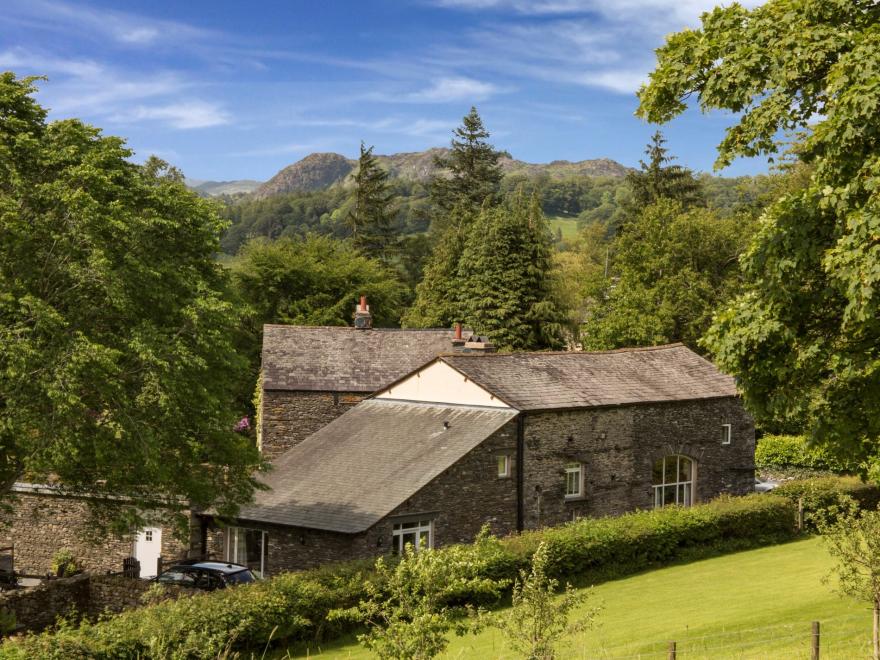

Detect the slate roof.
xmin=438 ymin=344 xmax=737 ymax=411
xmin=261 ymin=325 xmax=457 ymax=392
xmin=236 ymin=399 xmax=518 ymax=533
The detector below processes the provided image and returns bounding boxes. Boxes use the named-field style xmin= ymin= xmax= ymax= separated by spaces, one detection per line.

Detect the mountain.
xmin=249 ymin=149 xmax=631 ymax=199
xmin=253 ymin=153 xmax=355 ymax=199
xmin=186 ymin=179 xmax=263 ymax=196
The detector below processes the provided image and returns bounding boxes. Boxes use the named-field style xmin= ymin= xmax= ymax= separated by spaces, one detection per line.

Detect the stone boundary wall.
xmin=0 ymin=573 xmax=197 ymax=633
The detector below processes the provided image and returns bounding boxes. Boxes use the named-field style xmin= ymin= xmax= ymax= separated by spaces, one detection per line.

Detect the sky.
xmin=1 ymin=0 xmax=768 ymax=182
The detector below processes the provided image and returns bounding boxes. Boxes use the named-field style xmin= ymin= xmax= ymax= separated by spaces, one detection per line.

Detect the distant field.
xmin=285 ymin=537 xmax=872 ymax=659
xmin=548 ymin=216 xmax=580 ymax=240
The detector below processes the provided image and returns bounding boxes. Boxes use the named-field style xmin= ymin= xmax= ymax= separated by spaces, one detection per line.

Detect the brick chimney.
xmin=451 ymin=323 xmax=466 ymax=351
xmin=463 ymin=334 xmax=495 ymax=353
xmin=353 ymin=295 xmax=372 ymax=329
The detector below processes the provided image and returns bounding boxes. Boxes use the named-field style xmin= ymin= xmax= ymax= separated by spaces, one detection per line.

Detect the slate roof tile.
xmin=261 ymin=325 xmax=457 ymax=392
xmin=440 ymin=344 xmax=736 ymax=410
xmin=236 ymin=400 xmax=518 ymax=532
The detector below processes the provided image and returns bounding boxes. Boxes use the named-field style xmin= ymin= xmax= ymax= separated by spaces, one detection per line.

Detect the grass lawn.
xmin=548 ymin=217 xmax=580 ymax=241
xmin=285 ymin=537 xmax=874 ymax=659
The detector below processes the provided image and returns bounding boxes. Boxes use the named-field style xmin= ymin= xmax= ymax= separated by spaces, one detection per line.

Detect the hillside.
xmin=243 ymin=149 xmax=631 ymax=199
xmin=186 ymin=179 xmax=262 ymax=196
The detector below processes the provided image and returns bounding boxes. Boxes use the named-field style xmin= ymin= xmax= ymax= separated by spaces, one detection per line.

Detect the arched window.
xmin=652 ymin=455 xmax=694 ymax=508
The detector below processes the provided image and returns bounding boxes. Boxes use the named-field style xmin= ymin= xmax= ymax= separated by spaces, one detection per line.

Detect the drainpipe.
xmin=516 ymin=414 xmax=525 ymax=532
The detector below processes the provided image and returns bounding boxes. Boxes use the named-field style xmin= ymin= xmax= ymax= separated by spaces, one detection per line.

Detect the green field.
xmin=548 ymin=216 xmax=580 ymax=241
xmin=286 ymin=537 xmax=873 ymax=659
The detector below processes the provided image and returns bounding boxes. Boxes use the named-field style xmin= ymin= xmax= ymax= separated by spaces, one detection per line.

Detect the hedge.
xmin=773 ymin=476 xmax=880 ymax=530
xmin=756 ymin=434 xmax=856 ymax=473
xmin=0 ymin=494 xmax=799 ymax=659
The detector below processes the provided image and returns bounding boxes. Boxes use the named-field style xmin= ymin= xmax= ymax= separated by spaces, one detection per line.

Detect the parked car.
xmin=755 ymin=477 xmax=779 ymax=493
xmin=154 ymin=560 xmax=257 ymax=591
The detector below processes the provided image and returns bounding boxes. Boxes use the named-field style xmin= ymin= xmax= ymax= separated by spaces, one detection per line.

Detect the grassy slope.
xmin=548 ymin=216 xmax=580 ymax=241
xmin=287 ymin=537 xmax=873 ymax=659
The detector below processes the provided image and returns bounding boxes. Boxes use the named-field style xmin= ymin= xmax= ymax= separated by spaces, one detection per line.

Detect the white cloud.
xmin=405 ymin=77 xmax=500 ymax=103
xmin=121 ymin=101 xmax=230 ymax=130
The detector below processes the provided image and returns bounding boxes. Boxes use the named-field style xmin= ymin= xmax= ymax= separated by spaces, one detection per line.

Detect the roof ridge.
xmin=440 ymin=343 xmax=687 ymax=358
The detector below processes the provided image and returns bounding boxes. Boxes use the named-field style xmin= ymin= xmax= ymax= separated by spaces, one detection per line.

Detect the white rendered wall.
xmin=375 ymin=361 xmax=511 ymax=408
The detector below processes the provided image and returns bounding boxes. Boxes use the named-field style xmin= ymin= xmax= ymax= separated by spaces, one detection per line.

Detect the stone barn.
xmin=202 ymin=343 xmax=755 ymax=574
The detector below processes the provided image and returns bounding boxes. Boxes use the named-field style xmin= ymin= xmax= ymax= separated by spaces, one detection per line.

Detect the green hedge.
xmin=0 ymin=494 xmax=797 ymax=659
xmin=773 ymin=476 xmax=880 ymax=530
xmin=756 ymin=434 xmax=856 ymax=473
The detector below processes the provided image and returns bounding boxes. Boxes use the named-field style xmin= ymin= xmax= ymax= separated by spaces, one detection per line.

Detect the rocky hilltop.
xmin=198 ymin=149 xmax=631 ymax=199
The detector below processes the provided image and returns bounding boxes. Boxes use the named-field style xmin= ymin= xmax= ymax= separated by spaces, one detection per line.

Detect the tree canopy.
xmin=346 ymin=142 xmax=397 ymax=262
xmin=430 ymin=107 xmax=503 ymax=221
xmin=638 ymin=0 xmax=880 ymax=471
xmin=624 ymin=131 xmax=703 ymax=217
xmin=0 ymin=73 xmax=260 ymax=521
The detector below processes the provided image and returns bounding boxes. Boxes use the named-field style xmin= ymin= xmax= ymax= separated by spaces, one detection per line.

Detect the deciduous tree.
xmin=638 ymin=0 xmax=880 ymax=471
xmin=0 ymin=73 xmax=260 ymax=523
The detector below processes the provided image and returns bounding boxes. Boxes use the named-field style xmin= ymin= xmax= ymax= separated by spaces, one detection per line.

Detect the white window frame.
xmin=497 ymin=455 xmax=511 ymax=478
xmin=225 ymin=526 xmax=268 ymax=578
xmin=565 ymin=462 xmax=583 ymax=499
xmin=392 ymin=519 xmax=433 ymax=554
xmin=653 ymin=455 xmax=695 ymax=509
xmin=721 ymin=423 xmax=732 ymax=445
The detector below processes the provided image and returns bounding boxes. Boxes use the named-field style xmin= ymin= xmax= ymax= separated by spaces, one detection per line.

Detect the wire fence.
xmin=578 ymin=611 xmax=874 ymax=660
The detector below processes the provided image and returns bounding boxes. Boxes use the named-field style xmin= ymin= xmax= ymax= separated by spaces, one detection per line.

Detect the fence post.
xmin=798 ymin=497 xmax=805 ymax=531
xmin=811 ymin=620 xmax=820 ymax=660
xmin=667 ymin=640 xmax=677 ymax=660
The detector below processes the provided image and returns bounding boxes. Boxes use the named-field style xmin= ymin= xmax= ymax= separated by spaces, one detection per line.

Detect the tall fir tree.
xmin=624 ymin=131 xmax=703 ymax=218
xmin=401 ymin=205 xmax=472 ymax=328
xmin=346 ymin=142 xmax=397 ymax=261
xmin=430 ymin=107 xmax=503 ymax=225
xmin=456 ymin=192 xmax=567 ymax=350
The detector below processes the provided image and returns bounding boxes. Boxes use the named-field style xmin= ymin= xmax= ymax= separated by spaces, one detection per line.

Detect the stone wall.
xmin=0 ymin=491 xmax=190 ymax=577
xmin=259 ymin=390 xmax=364 ymax=459
xmin=0 ymin=574 xmax=196 ymax=633
xmin=521 ymin=397 xmax=755 ymax=529
xmin=206 ymin=419 xmax=520 ymax=574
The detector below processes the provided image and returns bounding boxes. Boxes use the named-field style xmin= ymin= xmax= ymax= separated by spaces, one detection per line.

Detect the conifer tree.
xmin=401 ymin=206 xmax=472 ymax=328
xmin=346 ymin=142 xmax=397 ymax=261
xmin=457 ymin=193 xmax=567 ymax=350
xmin=625 ymin=131 xmax=703 ymax=215
xmin=430 ymin=107 xmax=503 ymax=223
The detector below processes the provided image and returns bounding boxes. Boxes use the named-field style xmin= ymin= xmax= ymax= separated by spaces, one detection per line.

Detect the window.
xmin=565 ymin=463 xmax=583 ymax=499
xmin=144 ymin=530 xmax=152 ymax=542
xmin=392 ymin=519 xmax=433 ymax=554
xmin=652 ymin=455 xmax=695 ymax=508
xmin=721 ymin=424 xmax=732 ymax=445
xmin=225 ymin=527 xmax=268 ymax=578
xmin=497 ymin=455 xmax=511 ymax=478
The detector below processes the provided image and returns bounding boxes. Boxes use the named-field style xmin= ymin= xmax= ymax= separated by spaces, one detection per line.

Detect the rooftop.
xmin=236 ymin=399 xmax=517 ymax=533
xmin=437 ymin=344 xmax=737 ymax=411
xmin=261 ymin=325 xmax=457 ymax=392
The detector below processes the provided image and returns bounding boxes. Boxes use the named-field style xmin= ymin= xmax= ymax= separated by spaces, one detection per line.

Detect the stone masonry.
xmin=259 ymin=390 xmax=363 ymax=459
xmin=521 ymin=397 xmax=755 ymax=529
xmin=0 ymin=491 xmax=190 ymax=576
xmin=211 ymin=396 xmax=753 ymax=574
xmin=206 ymin=419 xmax=520 ymax=573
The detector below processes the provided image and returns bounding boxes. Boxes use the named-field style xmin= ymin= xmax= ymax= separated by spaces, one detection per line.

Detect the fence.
xmin=562 ymin=613 xmax=874 ymax=659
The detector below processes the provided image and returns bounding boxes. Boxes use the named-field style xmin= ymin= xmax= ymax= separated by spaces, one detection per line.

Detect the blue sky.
xmin=1 ymin=0 xmax=768 ymax=182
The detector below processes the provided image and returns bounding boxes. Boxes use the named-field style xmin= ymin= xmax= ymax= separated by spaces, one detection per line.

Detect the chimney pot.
xmin=354 ymin=294 xmax=373 ymax=329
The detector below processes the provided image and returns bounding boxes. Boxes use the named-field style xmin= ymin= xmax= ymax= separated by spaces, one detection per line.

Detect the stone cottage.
xmin=200 ymin=344 xmax=755 ymax=575
xmin=258 ymin=297 xmax=458 ymax=458
xmin=0 ymin=299 xmax=461 ymax=579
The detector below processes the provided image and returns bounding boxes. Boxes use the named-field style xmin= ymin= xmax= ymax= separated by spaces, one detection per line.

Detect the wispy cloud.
xmin=405 ymin=77 xmax=501 ymax=103
xmin=118 ymin=101 xmax=230 ymax=130
xmin=4 ymin=0 xmax=218 ymax=48
xmin=230 ymin=143 xmax=321 ymax=158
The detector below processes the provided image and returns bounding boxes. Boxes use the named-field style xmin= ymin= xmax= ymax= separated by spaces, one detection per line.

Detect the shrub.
xmin=49 ymin=550 xmax=81 ymax=578
xmin=0 ymin=494 xmax=798 ymax=659
xmin=756 ymin=434 xmax=856 ymax=474
xmin=774 ymin=476 xmax=880 ymax=530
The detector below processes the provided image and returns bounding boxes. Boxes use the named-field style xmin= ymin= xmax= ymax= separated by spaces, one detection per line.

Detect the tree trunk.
xmin=873 ymin=599 xmax=879 ymax=660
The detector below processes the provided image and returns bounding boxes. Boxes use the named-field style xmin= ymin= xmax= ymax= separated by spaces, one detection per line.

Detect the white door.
xmin=134 ymin=527 xmax=162 ymax=578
